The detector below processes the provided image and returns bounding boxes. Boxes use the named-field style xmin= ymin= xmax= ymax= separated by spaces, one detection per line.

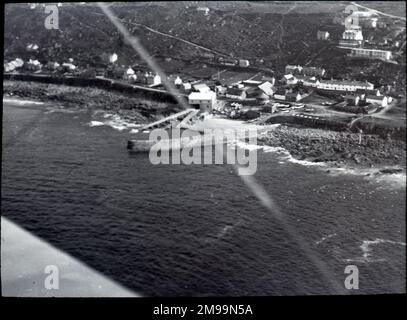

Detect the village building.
xmin=182 ymin=82 xmax=192 ymax=92
xmin=285 ymin=65 xmax=303 ymax=75
xmin=197 ymin=7 xmax=210 ymax=16
xmin=339 ymin=26 xmax=363 ymax=47
xmin=273 ymin=88 xmax=287 ymax=101
xmin=365 ymin=94 xmax=391 ymax=107
xmin=135 ymin=72 xmax=161 ymax=86
xmin=355 ymin=88 xmax=382 ymax=97
xmin=225 ymin=87 xmax=247 ymax=100
xmin=215 ymin=85 xmax=227 ymax=95
xmin=261 ymin=76 xmax=276 ymax=85
xmin=109 ymin=53 xmax=118 ymax=63
xmin=188 ymin=90 xmax=216 ymax=112
xmin=258 ymin=81 xmax=275 ymax=96
xmin=242 ymin=80 xmax=262 ymax=87
xmin=256 ymin=92 xmax=270 ymax=104
xmin=363 ymin=17 xmax=378 ymax=28
xmin=316 ymin=79 xmax=374 ymax=92
xmin=239 ymin=59 xmax=250 ymax=67
xmin=124 ymin=67 xmax=135 ymax=80
xmin=26 ymin=43 xmax=39 ymax=51
xmin=349 ymin=48 xmax=392 ymax=61
xmin=193 ymin=83 xmax=211 ymax=93
xmin=25 ymin=59 xmax=42 ymax=71
xmin=4 ymin=58 xmax=24 ymax=72
xmin=174 ymin=76 xmax=183 ymax=86
xmin=201 ymin=52 xmax=215 ymax=60
xmin=282 ymin=74 xmax=298 ymax=85
xmin=46 ymin=61 xmax=60 ymax=70
xmin=302 ymin=66 xmax=326 ymax=77
xmin=317 ymin=30 xmax=330 ymax=40
xmin=286 ymin=91 xmax=303 ymax=102
xmin=296 ymin=75 xmax=320 ymax=87
xmin=95 ymin=68 xmax=106 ymax=77
xmin=218 ymin=57 xmax=238 ymax=66
xmin=61 ymin=62 xmax=76 ymax=72
xmin=145 ymin=73 xmax=161 ymax=86
xmin=344 ymin=94 xmax=361 ymax=106
xmin=245 ymin=87 xmax=261 ymax=99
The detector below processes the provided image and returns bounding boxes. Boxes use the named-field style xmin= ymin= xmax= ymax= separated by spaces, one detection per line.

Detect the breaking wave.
xmin=87 ymin=112 xmax=142 ymax=131
xmin=344 ymin=238 xmax=406 ymax=263
xmin=3 ymin=98 xmax=44 ymax=105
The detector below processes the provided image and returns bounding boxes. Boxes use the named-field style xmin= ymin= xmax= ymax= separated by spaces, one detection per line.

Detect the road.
xmin=350 ymin=2 xmax=406 ymax=21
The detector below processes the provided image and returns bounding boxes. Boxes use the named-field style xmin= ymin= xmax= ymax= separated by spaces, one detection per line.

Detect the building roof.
xmin=351 ymin=48 xmax=391 ymax=54
xmin=319 ymin=79 xmax=373 ymax=87
xmin=258 ymin=81 xmax=275 ymax=96
xmin=188 ymin=91 xmax=215 ymax=100
xmin=355 ymin=88 xmax=381 ymax=95
xmin=226 ymin=87 xmax=246 ymax=96
xmin=242 ymin=80 xmax=262 ymax=85
xmin=274 ymin=87 xmax=286 ymax=95
xmin=193 ymin=83 xmax=210 ymax=92
xmin=365 ymin=94 xmax=385 ymax=100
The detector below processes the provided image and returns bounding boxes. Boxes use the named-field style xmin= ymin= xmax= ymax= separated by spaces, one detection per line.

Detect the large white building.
xmin=339 ymin=26 xmax=363 ymax=47
xmin=188 ymin=91 xmax=217 ymax=112
xmin=349 ymin=48 xmax=392 ymax=61
xmin=317 ymin=79 xmax=374 ymax=92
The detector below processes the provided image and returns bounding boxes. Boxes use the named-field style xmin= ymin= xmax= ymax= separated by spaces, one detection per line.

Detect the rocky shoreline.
xmin=258 ymin=125 xmax=406 ymax=171
xmin=3 ymin=80 xmax=182 ymax=124
xmin=4 ymin=80 xmax=406 ymax=173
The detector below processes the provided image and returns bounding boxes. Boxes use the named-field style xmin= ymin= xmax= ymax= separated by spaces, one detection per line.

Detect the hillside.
xmin=4 ymin=2 xmax=406 ymax=93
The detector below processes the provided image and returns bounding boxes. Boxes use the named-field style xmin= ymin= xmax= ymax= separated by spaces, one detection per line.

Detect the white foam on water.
xmin=327 ymin=166 xmax=406 ymax=189
xmin=88 ymin=112 xmax=141 ymax=132
xmin=89 ymin=121 xmax=105 ymax=127
xmin=372 ymin=172 xmax=406 ymax=189
xmin=344 ymin=238 xmax=406 ymax=263
xmin=3 ymin=98 xmax=44 ymax=105
xmin=315 ymin=233 xmax=337 ymax=245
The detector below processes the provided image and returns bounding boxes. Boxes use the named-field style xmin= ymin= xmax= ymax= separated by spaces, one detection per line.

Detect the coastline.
xmin=3 ymin=80 xmax=182 ymax=125
xmin=258 ymin=125 xmax=406 ymax=173
xmin=4 ymin=79 xmax=406 ymax=176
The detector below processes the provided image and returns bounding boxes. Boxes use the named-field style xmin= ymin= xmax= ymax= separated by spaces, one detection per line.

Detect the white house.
xmin=174 ymin=76 xmax=183 ymax=86
xmin=182 ymin=82 xmax=192 ymax=91
xmin=62 ymin=62 xmax=76 ymax=71
xmin=285 ymin=65 xmax=303 ymax=75
xmin=239 ymin=59 xmax=250 ymax=67
xmin=317 ymin=30 xmax=330 ymax=40
xmin=258 ymin=81 xmax=275 ymax=96
xmin=26 ymin=43 xmax=39 ymax=51
xmin=215 ymin=85 xmax=227 ymax=95
xmin=193 ymin=83 xmax=211 ymax=93
xmin=109 ymin=53 xmax=118 ymax=63
xmin=144 ymin=73 xmax=161 ymax=86
xmin=124 ymin=67 xmax=135 ymax=80
xmin=283 ymin=74 xmax=298 ymax=85
xmin=365 ymin=95 xmax=390 ymax=107
xmin=197 ymin=7 xmax=210 ymax=16
xmin=340 ymin=26 xmax=363 ymax=47
xmin=296 ymin=75 xmax=320 ymax=87
xmin=273 ymin=88 xmax=287 ymax=101
xmin=46 ymin=61 xmax=60 ymax=70
xmin=349 ymin=48 xmax=392 ymax=61
xmin=317 ymin=79 xmax=374 ymax=92
xmin=188 ymin=91 xmax=217 ymax=112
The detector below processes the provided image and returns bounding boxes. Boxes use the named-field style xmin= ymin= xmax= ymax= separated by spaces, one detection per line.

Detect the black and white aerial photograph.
xmin=2 ymin=0 xmax=406 ymax=304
